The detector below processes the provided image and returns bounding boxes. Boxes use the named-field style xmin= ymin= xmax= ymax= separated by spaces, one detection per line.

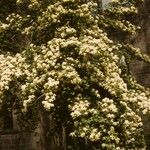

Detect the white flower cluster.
xmin=119 ymin=109 xmax=144 ymax=142
xmin=5 ymin=13 xmax=24 ymax=31
xmin=28 ymin=0 xmax=41 ymax=10
xmin=21 ymin=41 xmax=61 ymax=111
xmin=0 ymin=54 xmax=25 ymax=95
xmin=70 ymin=105 xmax=101 ymax=141
xmin=37 ymin=1 xmax=97 ymax=32
xmin=101 ymin=0 xmax=142 ymax=34
xmin=42 ymin=77 xmax=59 ymax=111
xmin=62 ymin=0 xmax=75 ymax=3
xmin=125 ymin=44 xmax=150 ymax=63
xmin=98 ymin=98 xmax=118 ymax=126
xmin=0 ymin=55 xmax=15 ymax=92
xmin=122 ymin=91 xmax=150 ymax=114
xmin=57 ymin=26 xmax=77 ymax=38
xmin=109 ymin=6 xmax=138 ymax=15
xmin=111 ymin=20 xmax=138 ymax=34
xmin=60 ymin=37 xmax=80 ymax=49
xmin=104 ymin=71 xmax=127 ymax=95
xmin=111 ymin=0 xmax=119 ymax=2
xmin=89 ymin=128 xmax=101 ymax=141
xmin=59 ymin=62 xmax=82 ymax=84
xmin=70 ymin=97 xmax=119 ymax=143
xmin=38 ymin=3 xmax=65 ymax=27
xmin=0 ymin=23 xmax=9 ymax=33
xmin=70 ymin=99 xmax=90 ymax=119
xmin=99 ymin=98 xmax=118 ymax=113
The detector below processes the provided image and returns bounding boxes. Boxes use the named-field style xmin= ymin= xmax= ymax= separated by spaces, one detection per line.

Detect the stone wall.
xmin=130 ymin=0 xmax=150 ymax=149
xmin=130 ymin=0 xmax=150 ymax=87
xmin=0 ymin=129 xmax=41 ymax=150
xmin=0 ymin=133 xmax=35 ymax=150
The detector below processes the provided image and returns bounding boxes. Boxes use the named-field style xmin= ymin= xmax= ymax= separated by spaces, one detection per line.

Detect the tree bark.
xmin=39 ymin=109 xmax=66 ymax=150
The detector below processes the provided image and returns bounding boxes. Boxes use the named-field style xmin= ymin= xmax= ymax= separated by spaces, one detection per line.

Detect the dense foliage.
xmin=0 ymin=0 xmax=150 ymax=149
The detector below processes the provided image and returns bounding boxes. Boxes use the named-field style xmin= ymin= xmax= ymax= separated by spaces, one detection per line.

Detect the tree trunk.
xmin=39 ymin=109 xmax=66 ymax=150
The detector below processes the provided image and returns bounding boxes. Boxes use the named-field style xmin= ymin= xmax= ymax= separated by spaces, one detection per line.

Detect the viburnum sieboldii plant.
xmin=0 ymin=0 xmax=149 ymax=149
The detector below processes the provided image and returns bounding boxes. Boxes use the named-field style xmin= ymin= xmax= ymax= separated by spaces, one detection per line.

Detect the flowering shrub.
xmin=0 ymin=0 xmax=150 ymax=149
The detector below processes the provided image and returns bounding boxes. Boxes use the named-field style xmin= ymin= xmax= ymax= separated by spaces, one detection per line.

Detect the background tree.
xmin=0 ymin=0 xmax=150 ymax=149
